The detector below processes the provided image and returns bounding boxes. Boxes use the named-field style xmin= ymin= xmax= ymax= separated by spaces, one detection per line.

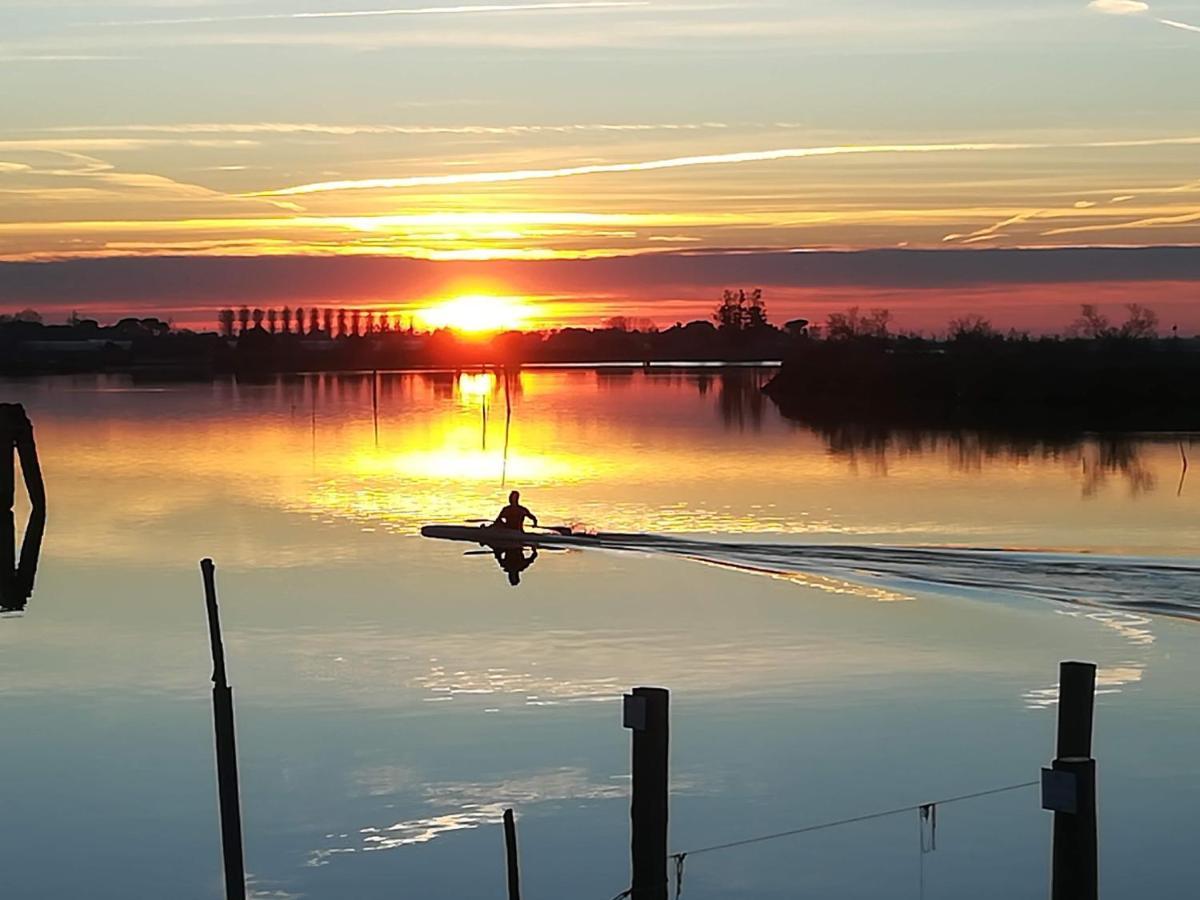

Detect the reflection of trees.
xmin=715 ymin=370 xmax=771 ymax=431
xmin=1082 ymin=439 xmax=1156 ymax=497
xmin=809 ymin=423 xmax=1159 ymax=497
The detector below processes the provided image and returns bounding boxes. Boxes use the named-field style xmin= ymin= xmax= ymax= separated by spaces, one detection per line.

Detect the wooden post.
xmin=503 ymin=808 xmax=521 ymax=900
xmin=13 ymin=407 xmax=46 ymax=510
xmin=0 ymin=403 xmax=46 ymax=512
xmin=625 ymin=686 xmax=669 ymax=900
xmin=0 ymin=404 xmax=15 ymax=513
xmin=201 ymin=559 xmax=247 ymax=900
xmin=1043 ymin=661 xmax=1098 ymax=900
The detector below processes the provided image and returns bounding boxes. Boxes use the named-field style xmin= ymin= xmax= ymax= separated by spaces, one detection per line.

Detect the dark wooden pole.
xmin=201 ymin=559 xmax=247 ymax=900
xmin=13 ymin=407 xmax=46 ymax=510
xmin=0 ymin=404 xmax=15 ymax=513
xmin=625 ymin=686 xmax=669 ymax=900
xmin=1048 ymin=661 xmax=1098 ymax=900
xmin=0 ymin=403 xmax=46 ymax=512
xmin=503 ymin=808 xmax=521 ymax=900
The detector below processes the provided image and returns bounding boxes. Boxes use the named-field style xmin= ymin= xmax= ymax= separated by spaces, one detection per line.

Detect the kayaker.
xmin=492 ymin=490 xmax=538 ymax=532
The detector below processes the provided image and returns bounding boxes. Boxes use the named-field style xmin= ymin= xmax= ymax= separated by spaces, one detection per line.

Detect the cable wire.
xmin=669 ymin=781 xmax=1038 ymax=859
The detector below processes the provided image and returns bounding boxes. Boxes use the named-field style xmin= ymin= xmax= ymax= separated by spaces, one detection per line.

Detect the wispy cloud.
xmin=40 ymin=121 xmax=734 ymax=137
xmin=92 ymin=1 xmax=649 ymax=27
xmin=1088 ymin=0 xmax=1148 ymax=14
xmin=1087 ymin=0 xmax=1200 ymax=35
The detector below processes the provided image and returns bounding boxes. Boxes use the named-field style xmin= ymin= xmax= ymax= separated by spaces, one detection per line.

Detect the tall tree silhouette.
xmin=218 ymin=308 xmax=235 ymax=338
xmin=281 ymin=306 xmax=293 ymax=335
xmin=237 ymin=306 xmax=250 ymax=335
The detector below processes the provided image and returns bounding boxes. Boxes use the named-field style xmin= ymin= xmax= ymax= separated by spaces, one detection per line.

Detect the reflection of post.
xmin=625 ymin=687 xmax=669 ymax=900
xmin=372 ymin=369 xmax=380 ymax=448
xmin=201 ymin=559 xmax=247 ymax=900
xmin=1 ymin=505 xmax=46 ymax=612
xmin=501 ymin=369 xmax=513 ymax=488
xmin=0 ymin=511 xmax=14 ymax=609
xmin=1043 ymin=661 xmax=1098 ymax=900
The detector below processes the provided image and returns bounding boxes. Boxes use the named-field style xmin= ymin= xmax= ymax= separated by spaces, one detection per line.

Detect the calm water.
xmin=1 ymin=369 xmax=1198 ymax=900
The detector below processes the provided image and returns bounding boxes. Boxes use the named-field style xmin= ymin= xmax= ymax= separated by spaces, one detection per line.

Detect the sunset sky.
xmin=3 ymin=0 xmax=1200 ymax=330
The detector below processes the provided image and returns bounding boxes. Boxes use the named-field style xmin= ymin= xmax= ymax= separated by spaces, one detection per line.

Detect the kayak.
xmin=420 ymin=524 xmax=603 ymax=547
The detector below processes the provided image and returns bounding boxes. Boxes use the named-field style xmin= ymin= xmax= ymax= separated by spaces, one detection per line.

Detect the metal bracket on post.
xmin=624 ymin=693 xmax=647 ymax=732
xmin=1041 ymin=767 xmax=1078 ymax=815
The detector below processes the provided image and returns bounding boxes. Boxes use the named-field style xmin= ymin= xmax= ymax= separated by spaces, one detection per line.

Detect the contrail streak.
xmin=249 ymin=141 xmax=1044 ymax=196
xmin=96 ymin=1 xmax=649 ymax=27
xmin=248 ymin=134 xmax=1200 ymax=197
xmin=1157 ymin=17 xmax=1200 ymax=33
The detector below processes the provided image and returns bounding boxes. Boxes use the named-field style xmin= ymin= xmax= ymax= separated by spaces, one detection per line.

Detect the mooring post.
xmin=0 ymin=404 xmax=16 ymax=513
xmin=0 ymin=404 xmax=46 ymax=512
xmin=624 ymin=686 xmax=669 ymax=900
xmin=13 ymin=406 xmax=46 ymax=510
xmin=503 ymin=808 xmax=522 ymax=900
xmin=201 ymin=559 xmax=247 ymax=900
xmin=1042 ymin=661 xmax=1098 ymax=900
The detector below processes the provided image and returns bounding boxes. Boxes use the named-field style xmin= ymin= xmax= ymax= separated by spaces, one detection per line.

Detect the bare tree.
xmin=218 ymin=308 xmax=236 ymax=338
xmin=1068 ymin=304 xmax=1114 ymax=339
xmin=281 ymin=306 xmax=293 ymax=334
xmin=237 ymin=306 xmax=251 ymax=335
xmin=826 ymin=307 xmax=892 ymax=340
xmin=267 ymin=308 xmax=278 ymax=333
xmin=1119 ymin=303 xmax=1158 ymax=339
xmin=948 ymin=314 xmax=998 ymax=341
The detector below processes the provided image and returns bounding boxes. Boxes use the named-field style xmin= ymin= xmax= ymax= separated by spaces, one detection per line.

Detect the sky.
xmin=2 ymin=0 xmax=1199 ymax=331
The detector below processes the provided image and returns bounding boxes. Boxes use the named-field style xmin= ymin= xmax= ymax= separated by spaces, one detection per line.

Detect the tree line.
xmin=216 ymin=306 xmax=411 ymax=339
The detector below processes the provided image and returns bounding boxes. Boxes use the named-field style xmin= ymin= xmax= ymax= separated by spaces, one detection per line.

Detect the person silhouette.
xmin=494 ymin=546 xmax=538 ymax=586
xmin=492 ymin=490 xmax=538 ymax=532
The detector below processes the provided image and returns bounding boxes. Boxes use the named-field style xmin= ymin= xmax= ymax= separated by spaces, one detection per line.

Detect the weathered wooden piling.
xmin=1043 ymin=661 xmax=1098 ymax=900
xmin=503 ymin=808 xmax=522 ymax=900
xmin=0 ymin=404 xmax=47 ymax=613
xmin=0 ymin=403 xmax=46 ymax=511
xmin=200 ymin=559 xmax=247 ymax=900
xmin=624 ymin=686 xmax=669 ymax=900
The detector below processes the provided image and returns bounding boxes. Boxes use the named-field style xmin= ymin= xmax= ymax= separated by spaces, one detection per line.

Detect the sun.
xmin=419 ymin=294 xmax=531 ymax=334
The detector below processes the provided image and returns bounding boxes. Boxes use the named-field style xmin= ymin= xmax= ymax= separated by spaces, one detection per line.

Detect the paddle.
xmin=463 ymin=518 xmax=573 ymax=536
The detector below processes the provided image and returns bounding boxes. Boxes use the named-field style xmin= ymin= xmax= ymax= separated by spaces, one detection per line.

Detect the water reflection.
xmin=492 ymin=545 xmax=537 ymax=586
xmin=796 ymin=420 xmax=1166 ymax=497
xmin=1 ymin=505 xmax=45 ymax=614
xmin=2 ymin=370 xmax=1196 ymax=567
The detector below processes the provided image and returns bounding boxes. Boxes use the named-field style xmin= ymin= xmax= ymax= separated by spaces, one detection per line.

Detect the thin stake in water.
xmin=201 ymin=559 xmax=247 ymax=900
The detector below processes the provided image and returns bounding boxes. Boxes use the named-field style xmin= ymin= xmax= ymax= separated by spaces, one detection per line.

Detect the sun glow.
xmin=418 ymin=294 xmax=531 ymax=334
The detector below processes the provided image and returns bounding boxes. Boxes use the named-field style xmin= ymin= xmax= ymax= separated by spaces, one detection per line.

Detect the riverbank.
xmin=764 ymin=337 xmax=1200 ymax=431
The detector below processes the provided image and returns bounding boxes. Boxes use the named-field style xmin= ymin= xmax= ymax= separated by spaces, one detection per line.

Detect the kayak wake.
xmin=421 ymin=524 xmax=1200 ymax=621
